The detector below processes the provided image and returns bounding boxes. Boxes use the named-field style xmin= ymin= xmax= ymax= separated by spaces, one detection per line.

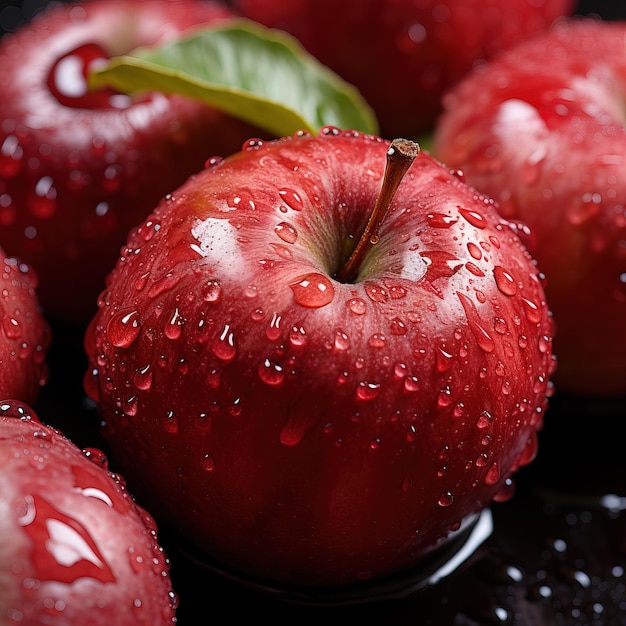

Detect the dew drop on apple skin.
xmin=274 ymin=221 xmax=298 ymax=244
xmin=106 ymin=308 xmax=141 ymax=348
xmin=347 ymin=297 xmax=367 ymax=315
xmin=290 ymin=273 xmax=334 ymax=308
xmin=164 ymin=307 xmax=183 ymax=340
xmin=355 ymin=381 xmax=381 ymax=401
xmin=278 ymin=188 xmax=304 ymax=212
xmin=202 ymin=279 xmax=222 ymax=302
xmin=493 ymin=266 xmax=518 ymax=296
xmin=212 ymin=325 xmax=236 ymax=361
xmin=200 ymin=453 xmax=215 ymax=472
xmin=438 ymin=491 xmax=454 ymax=507
xmin=162 ymin=411 xmax=179 ymax=434
xmin=458 ymin=207 xmax=487 ymax=229
xmin=333 ymin=329 xmax=350 ymax=351
xmin=258 ymin=358 xmax=285 ymax=386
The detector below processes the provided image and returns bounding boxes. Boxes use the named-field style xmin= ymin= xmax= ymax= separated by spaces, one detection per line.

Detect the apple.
xmin=84 ymin=128 xmax=556 ymax=593
xmin=231 ymin=0 xmax=575 ymax=139
xmin=431 ymin=17 xmax=626 ymax=397
xmin=0 ymin=248 xmax=50 ymax=405
xmin=0 ymin=0 xmax=264 ymax=327
xmin=0 ymin=399 xmax=177 ymax=624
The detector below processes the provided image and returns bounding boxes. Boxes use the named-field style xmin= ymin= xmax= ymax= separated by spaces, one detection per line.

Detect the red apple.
xmin=231 ymin=0 xmax=574 ymax=138
xmin=0 ymin=249 xmax=50 ymax=405
xmin=432 ymin=17 xmax=626 ymax=397
xmin=0 ymin=399 xmax=177 ymax=624
xmin=0 ymin=0 xmax=263 ymax=327
xmin=83 ymin=128 xmax=556 ymax=593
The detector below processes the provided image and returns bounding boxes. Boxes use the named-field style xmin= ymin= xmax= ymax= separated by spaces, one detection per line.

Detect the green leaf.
xmin=89 ymin=18 xmax=379 ymax=137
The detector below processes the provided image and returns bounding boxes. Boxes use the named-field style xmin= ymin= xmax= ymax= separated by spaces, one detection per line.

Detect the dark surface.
xmin=3 ymin=1 xmax=626 ymax=624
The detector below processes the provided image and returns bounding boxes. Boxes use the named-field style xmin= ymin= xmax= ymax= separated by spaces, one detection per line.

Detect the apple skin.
xmin=0 ymin=0 xmax=263 ymax=327
xmin=84 ymin=129 xmax=556 ymax=590
xmin=0 ymin=250 xmax=50 ymax=405
xmin=431 ymin=17 xmax=626 ymax=397
xmin=0 ymin=400 xmax=177 ymax=625
xmin=232 ymin=0 xmax=574 ymax=138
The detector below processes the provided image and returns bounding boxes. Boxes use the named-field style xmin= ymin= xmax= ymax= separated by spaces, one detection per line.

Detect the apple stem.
xmin=335 ymin=138 xmax=420 ymax=283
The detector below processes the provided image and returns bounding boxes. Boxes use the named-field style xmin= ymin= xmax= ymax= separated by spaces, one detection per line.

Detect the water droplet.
xmin=485 ymin=462 xmax=500 ymax=485
xmin=493 ymin=266 xmax=518 ymax=296
xmin=242 ymin=137 xmax=265 ymax=151
xmin=438 ymin=491 xmax=454 ymax=507
xmin=212 ymin=325 xmax=236 ymax=361
xmin=465 ymin=262 xmax=485 ymax=277
xmin=106 ymin=309 xmax=141 ymax=348
xmin=202 ymin=279 xmax=222 ymax=302
xmin=200 ymin=453 xmax=215 ymax=472
xmin=290 ymin=273 xmax=335 ymax=308
xmin=421 ymin=250 xmax=464 ymax=284
xmin=347 ymin=297 xmax=367 ymax=315
xmin=148 ymin=272 xmax=179 ymax=299
xmin=467 ymin=241 xmax=482 ymax=260
xmin=266 ymin=313 xmax=282 ymax=341
xmin=458 ymin=206 xmax=487 ymax=229
xmin=122 ymin=395 xmax=138 ymax=417
xmin=278 ymin=188 xmax=304 ymax=211
xmin=404 ymin=376 xmax=420 ymax=392
xmin=477 ymin=410 xmax=493 ymax=429
xmin=164 ymin=307 xmax=183 ymax=340
xmin=521 ymin=297 xmax=543 ymax=324
xmin=258 ymin=358 xmax=285 ymax=386
xmin=437 ymin=386 xmax=453 ymax=407
xmin=279 ymin=412 xmax=315 ymax=446
xmin=205 ymin=155 xmax=224 ymax=169
xmin=333 ymin=330 xmax=350 ymax=351
xmin=274 ymin=221 xmax=298 ymax=244
xmin=133 ymin=271 xmax=150 ymax=292
xmin=365 ymin=282 xmax=388 ymax=303
xmin=162 ymin=411 xmax=179 ymax=434
xmin=355 ymin=381 xmax=381 ymax=401
xmin=368 ymin=333 xmax=386 ymax=349
xmin=389 ymin=317 xmax=407 ymax=335
xmin=19 ymin=495 xmax=116 ymax=584
xmin=436 ymin=347 xmax=454 ymax=372
xmin=427 ymin=212 xmax=458 ymax=228
xmin=289 ymin=325 xmax=307 ymax=347
xmin=133 ymin=365 xmax=153 ymax=391
xmin=457 ymin=292 xmax=495 ymax=353
xmin=83 ymin=448 xmax=108 ymax=469
xmin=250 ymin=308 xmax=265 ymax=322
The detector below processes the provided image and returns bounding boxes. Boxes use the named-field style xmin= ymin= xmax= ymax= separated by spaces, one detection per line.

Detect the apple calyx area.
xmin=335 ymin=137 xmax=420 ymax=284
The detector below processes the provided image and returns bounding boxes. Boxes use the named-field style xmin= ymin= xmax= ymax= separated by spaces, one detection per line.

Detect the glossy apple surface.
xmin=84 ymin=129 xmax=555 ymax=591
xmin=0 ymin=250 xmax=50 ymax=405
xmin=0 ymin=0 xmax=262 ymax=326
xmin=232 ymin=0 xmax=574 ymax=138
xmin=0 ymin=400 xmax=177 ymax=625
xmin=432 ymin=17 xmax=626 ymax=396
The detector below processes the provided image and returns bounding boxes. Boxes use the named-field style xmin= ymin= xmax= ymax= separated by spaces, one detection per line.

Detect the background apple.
xmin=84 ymin=129 xmax=555 ymax=591
xmin=0 ymin=247 xmax=50 ymax=405
xmin=431 ymin=17 xmax=626 ymax=397
xmin=0 ymin=0 xmax=263 ymax=327
xmin=0 ymin=400 xmax=177 ymax=625
xmin=231 ymin=0 xmax=575 ymax=139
